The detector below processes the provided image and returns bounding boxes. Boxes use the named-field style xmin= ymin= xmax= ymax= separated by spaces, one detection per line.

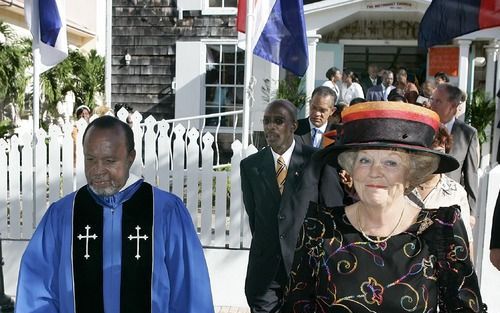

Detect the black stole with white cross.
xmin=73 ymin=182 xmax=154 ymax=313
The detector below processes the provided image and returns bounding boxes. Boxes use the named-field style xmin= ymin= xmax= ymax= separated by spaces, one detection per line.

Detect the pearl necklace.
xmin=356 ymin=204 xmax=405 ymax=244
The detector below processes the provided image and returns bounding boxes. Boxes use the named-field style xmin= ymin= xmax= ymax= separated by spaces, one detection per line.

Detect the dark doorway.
xmin=343 ymin=45 xmax=427 ymax=86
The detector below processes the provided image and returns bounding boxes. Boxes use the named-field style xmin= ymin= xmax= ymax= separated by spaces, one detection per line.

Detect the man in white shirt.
xmin=360 ymin=64 xmax=382 ymax=94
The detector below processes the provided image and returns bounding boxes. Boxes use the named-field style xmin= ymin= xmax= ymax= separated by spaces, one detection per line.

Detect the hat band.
xmin=342 ymin=109 xmax=440 ymax=131
xmin=342 ymin=118 xmax=436 ymax=148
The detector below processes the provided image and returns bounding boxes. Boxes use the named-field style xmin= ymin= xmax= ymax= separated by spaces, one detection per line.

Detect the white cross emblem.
xmin=128 ymin=225 xmax=149 ymax=260
xmin=77 ymin=225 xmax=98 ymax=260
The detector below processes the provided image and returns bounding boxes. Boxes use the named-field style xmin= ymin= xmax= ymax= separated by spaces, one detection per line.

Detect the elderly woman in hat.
xmin=282 ymin=102 xmax=486 ymax=312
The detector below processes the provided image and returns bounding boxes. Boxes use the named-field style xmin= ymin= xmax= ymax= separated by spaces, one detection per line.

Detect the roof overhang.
xmin=304 ymin=0 xmax=431 ymax=35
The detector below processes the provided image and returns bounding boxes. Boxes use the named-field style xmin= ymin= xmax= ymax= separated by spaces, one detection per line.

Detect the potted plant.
xmin=261 ymin=76 xmax=307 ymax=110
xmin=465 ymin=89 xmax=496 ymax=145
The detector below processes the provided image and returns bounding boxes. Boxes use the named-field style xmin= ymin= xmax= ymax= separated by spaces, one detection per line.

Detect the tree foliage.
xmin=39 ymin=49 xmax=105 ymax=118
xmin=0 ymin=20 xmax=105 ymax=134
xmin=72 ymin=49 xmax=105 ymax=110
xmin=0 ymin=21 xmax=31 ymax=118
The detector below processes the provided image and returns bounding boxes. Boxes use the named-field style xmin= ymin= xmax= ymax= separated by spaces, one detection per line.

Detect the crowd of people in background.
xmin=323 ymin=64 xmax=452 ymax=108
xmin=73 ymin=103 xmax=134 ymax=125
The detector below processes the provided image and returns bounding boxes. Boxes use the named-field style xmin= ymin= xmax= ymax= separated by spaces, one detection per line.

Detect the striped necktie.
xmin=276 ymin=156 xmax=287 ymax=194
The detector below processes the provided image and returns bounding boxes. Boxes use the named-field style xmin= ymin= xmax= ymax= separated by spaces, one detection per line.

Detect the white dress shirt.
xmin=271 ymin=140 xmax=295 ymax=169
xmin=445 ymin=117 xmax=455 ymax=134
xmin=308 ymin=120 xmax=327 ymax=148
xmin=341 ymin=82 xmax=364 ymax=106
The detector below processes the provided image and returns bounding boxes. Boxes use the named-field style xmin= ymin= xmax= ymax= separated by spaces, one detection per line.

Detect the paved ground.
xmin=215 ymin=306 xmax=250 ymax=313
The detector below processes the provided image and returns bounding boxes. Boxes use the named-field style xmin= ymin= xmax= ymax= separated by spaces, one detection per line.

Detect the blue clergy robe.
xmin=15 ymin=175 xmax=214 ymax=313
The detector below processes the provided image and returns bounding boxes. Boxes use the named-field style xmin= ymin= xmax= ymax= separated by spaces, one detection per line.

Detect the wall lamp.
xmin=124 ymin=51 xmax=132 ymax=66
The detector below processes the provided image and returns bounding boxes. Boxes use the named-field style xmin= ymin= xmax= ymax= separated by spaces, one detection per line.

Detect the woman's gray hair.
xmin=337 ymin=148 xmax=440 ymax=194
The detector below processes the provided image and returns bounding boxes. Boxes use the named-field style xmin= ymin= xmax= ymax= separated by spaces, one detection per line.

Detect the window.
xmin=208 ymin=0 xmax=237 ymax=8
xmin=177 ymin=0 xmax=237 ymax=14
xmin=203 ymin=0 xmax=237 ymax=15
xmin=205 ymin=44 xmax=244 ymax=127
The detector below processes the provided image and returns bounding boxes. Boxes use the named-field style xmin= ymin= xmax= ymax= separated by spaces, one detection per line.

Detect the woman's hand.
xmin=339 ymin=170 xmax=352 ymax=187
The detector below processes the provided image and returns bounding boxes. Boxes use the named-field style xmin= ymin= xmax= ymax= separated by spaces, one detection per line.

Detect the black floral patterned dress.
xmin=282 ymin=203 xmax=486 ymax=313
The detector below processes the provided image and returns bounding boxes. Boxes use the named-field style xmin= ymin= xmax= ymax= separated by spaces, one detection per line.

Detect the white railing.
xmin=0 ymin=108 xmax=256 ymax=249
xmin=153 ymin=109 xmax=246 ymax=166
xmin=474 ymin=164 xmax=500 ymax=310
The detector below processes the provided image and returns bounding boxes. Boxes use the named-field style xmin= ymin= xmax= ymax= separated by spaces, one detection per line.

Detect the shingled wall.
xmin=112 ymin=0 xmax=237 ymax=120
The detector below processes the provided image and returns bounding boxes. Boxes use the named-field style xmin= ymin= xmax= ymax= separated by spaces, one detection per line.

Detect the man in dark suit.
xmin=241 ymin=99 xmax=343 ymax=312
xmin=430 ymin=84 xmax=479 ymax=215
xmin=366 ymin=70 xmax=395 ymax=101
xmin=490 ymin=191 xmax=500 ymax=271
xmin=360 ymin=63 xmax=382 ymax=95
xmin=295 ymin=86 xmax=338 ymax=148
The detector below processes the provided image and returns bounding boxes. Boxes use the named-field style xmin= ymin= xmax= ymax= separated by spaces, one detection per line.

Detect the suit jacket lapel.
xmin=257 ymin=147 xmax=282 ymax=201
xmin=282 ymin=142 xmax=306 ymax=199
xmin=303 ymin=131 xmax=312 ymax=146
xmin=450 ymin=120 xmax=463 ymax=155
xmin=296 ymin=119 xmax=313 ymax=146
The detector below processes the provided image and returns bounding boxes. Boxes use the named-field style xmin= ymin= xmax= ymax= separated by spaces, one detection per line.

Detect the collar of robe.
xmin=87 ymin=177 xmax=144 ymax=209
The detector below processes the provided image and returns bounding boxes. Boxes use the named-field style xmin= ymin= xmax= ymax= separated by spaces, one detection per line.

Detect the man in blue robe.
xmin=15 ymin=116 xmax=214 ymax=313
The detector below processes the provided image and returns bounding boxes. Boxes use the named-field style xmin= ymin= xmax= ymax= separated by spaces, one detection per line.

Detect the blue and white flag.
xmin=25 ymin=0 xmax=68 ymax=73
xmin=237 ymin=0 xmax=309 ymax=76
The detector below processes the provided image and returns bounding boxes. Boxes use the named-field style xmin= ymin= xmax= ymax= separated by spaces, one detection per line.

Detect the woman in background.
xmin=322 ymin=66 xmax=342 ymax=103
xmin=410 ymin=124 xmax=474 ymax=247
xmin=75 ymin=105 xmax=91 ymax=122
xmin=340 ymin=69 xmax=364 ymax=106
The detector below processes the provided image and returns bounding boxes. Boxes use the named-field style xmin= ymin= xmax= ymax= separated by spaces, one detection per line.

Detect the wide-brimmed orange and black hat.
xmin=318 ymin=101 xmax=459 ymax=174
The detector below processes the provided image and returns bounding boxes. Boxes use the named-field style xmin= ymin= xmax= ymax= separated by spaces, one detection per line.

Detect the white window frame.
xmin=202 ymin=0 xmax=237 ymax=15
xmin=175 ymin=41 xmax=204 ymax=124
xmin=201 ymin=39 xmax=244 ymax=131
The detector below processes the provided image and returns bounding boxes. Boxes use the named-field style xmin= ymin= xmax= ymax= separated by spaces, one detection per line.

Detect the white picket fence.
xmin=0 ymin=109 xmax=257 ymax=249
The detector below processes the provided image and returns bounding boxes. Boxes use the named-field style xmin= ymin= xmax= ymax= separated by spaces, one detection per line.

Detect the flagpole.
xmin=32 ymin=47 xmax=41 ymax=232
xmin=242 ymin=0 xmax=254 ymax=150
xmin=105 ymin=0 xmax=112 ymax=107
xmin=33 ymin=48 xmax=41 ymax=137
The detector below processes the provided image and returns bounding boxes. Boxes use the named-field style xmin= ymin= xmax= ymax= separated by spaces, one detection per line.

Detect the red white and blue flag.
xmin=25 ymin=0 xmax=68 ymax=73
xmin=237 ymin=0 xmax=309 ymax=76
xmin=419 ymin=0 xmax=500 ymax=49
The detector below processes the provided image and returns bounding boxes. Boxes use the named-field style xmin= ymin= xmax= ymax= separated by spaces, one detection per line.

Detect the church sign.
xmin=324 ymin=19 xmax=420 ymax=41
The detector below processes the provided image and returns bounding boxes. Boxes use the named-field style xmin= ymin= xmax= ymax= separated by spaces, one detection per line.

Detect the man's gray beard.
xmin=89 ymin=184 xmax=119 ymax=197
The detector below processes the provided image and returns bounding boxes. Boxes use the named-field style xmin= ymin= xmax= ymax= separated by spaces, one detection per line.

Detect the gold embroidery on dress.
xmin=417 ymin=216 xmax=434 ymax=235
